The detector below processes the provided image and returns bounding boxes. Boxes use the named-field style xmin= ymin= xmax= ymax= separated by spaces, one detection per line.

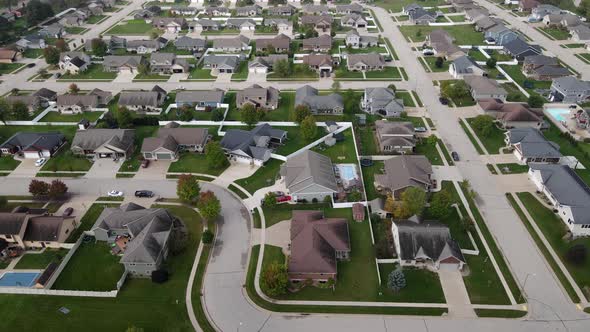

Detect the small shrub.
xmin=202 ymin=229 xmax=214 ymax=244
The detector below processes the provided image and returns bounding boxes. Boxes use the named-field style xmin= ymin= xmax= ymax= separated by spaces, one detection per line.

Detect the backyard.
xmin=234 ymin=159 xmax=283 ymax=194
xmin=312 ymin=128 xmax=358 ymax=163
xmin=58 ymin=64 xmax=117 ymax=81
xmin=14 ymin=249 xmax=69 ymax=269
xmin=361 ymin=160 xmax=385 ymax=201
xmin=105 ymin=19 xmax=161 ymax=35
xmin=372 ymin=0 xmax=446 ymax=12
xmin=39 ymin=111 xmax=104 ymax=123
xmin=399 ymin=25 xmax=485 ymax=45
xmin=273 ymin=125 xmax=326 ymax=156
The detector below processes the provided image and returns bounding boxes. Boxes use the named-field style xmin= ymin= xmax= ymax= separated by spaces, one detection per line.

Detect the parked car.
xmin=415 ymin=127 xmax=427 ymax=133
xmin=27 ymin=63 xmax=35 ymax=68
xmin=141 ymin=159 xmax=150 ymax=168
xmin=422 ymin=48 xmax=434 ymax=56
xmin=484 ymin=37 xmax=495 ymax=45
xmin=34 ymin=158 xmax=46 ymax=167
xmin=62 ymin=207 xmax=73 ymax=217
xmin=451 ymin=151 xmax=460 ymax=161
xmin=570 ymin=104 xmax=578 ymax=109
xmin=276 ymin=195 xmax=292 ymax=203
xmin=107 ymin=190 xmax=124 ymax=197
xmin=272 ymin=191 xmax=285 ymax=197
xmin=135 ymin=190 xmax=154 ymax=198
xmin=439 ymin=97 xmax=449 ymax=105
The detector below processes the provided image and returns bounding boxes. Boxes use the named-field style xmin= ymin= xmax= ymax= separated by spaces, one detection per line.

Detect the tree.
xmin=400 ymin=187 xmax=426 ymax=218
xmin=169 ymin=221 xmax=188 ymax=255
xmin=29 ymin=179 xmax=49 ymax=197
xmin=528 ymin=94 xmax=545 ymax=108
xmin=387 ymin=84 xmax=397 ymax=93
xmin=176 ymin=174 xmax=201 ymax=203
xmin=48 ymin=179 xmax=68 ymax=200
xmin=441 ymin=80 xmax=470 ymax=102
xmin=205 ymin=141 xmax=229 ymax=170
xmin=138 ymin=63 xmax=150 ymax=75
xmin=55 ymin=38 xmax=69 ymax=52
xmin=434 ymin=56 xmax=444 ymax=68
xmin=211 ymin=108 xmax=224 ymax=121
xmin=11 ymin=101 xmax=29 ymax=120
xmin=470 ymin=115 xmax=495 ymax=137
xmin=566 ymin=244 xmax=587 ymax=266
xmin=263 ymin=192 xmax=276 ymax=208
xmin=384 ymin=194 xmax=396 ymax=213
xmin=25 ymin=0 xmax=54 ymax=26
xmin=429 ymin=189 xmax=452 ymax=218
xmin=241 ymin=103 xmax=259 ymax=127
xmin=0 ymin=196 xmax=7 ymax=210
xmin=202 ymin=229 xmax=214 ymax=244
xmin=43 ymin=46 xmax=60 ymax=65
xmin=0 ymin=98 xmax=9 ymax=124
xmin=387 ymin=268 xmax=406 ymax=292
xmin=486 ymin=57 xmax=497 ymax=69
xmin=116 ymin=106 xmax=133 ymax=128
xmin=293 ymin=104 xmax=311 ymax=123
xmin=179 ymin=106 xmax=193 ymax=121
xmin=151 ymin=270 xmax=169 ymax=284
xmin=347 ymin=190 xmax=362 ymax=202
xmin=261 ymin=261 xmax=288 ymax=296
xmin=91 ymin=38 xmax=108 ymax=57
xmin=273 ymin=59 xmax=290 ymax=79
xmin=150 ymin=31 xmax=159 ymax=40
xmin=300 ymin=115 xmax=317 ymax=141
xmin=426 ymin=135 xmax=438 ymax=146
xmin=197 ymin=190 xmax=221 ymax=221
xmin=69 ymin=83 xmax=80 ymax=94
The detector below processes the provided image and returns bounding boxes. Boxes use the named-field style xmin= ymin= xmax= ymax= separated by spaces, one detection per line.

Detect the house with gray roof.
xmin=288 ymin=210 xmax=350 ymax=284
xmin=374 ymin=155 xmax=432 ymax=198
xmin=141 ymin=126 xmax=210 ymax=160
xmin=268 ymin=5 xmax=295 ymax=16
xmin=263 ymin=18 xmax=291 ymax=34
xmin=39 ymin=23 xmax=66 ymax=39
xmin=226 ymin=18 xmax=257 ymax=31
xmin=361 ymin=88 xmax=404 ymax=117
xmin=16 ymin=34 xmax=46 ymax=50
xmin=302 ymin=54 xmax=336 ymax=74
xmin=149 ymin=53 xmax=189 ymax=74
xmin=502 ymin=38 xmax=542 ymax=61
xmin=302 ymin=4 xmax=330 ymax=15
xmin=302 ymin=34 xmax=332 ymax=52
xmin=530 ymin=4 xmax=561 ymax=21
xmin=465 ymin=7 xmax=489 ymax=22
xmin=249 ymin=54 xmax=288 ymax=74
xmin=300 ymin=15 xmax=333 ymax=31
xmin=408 ymin=8 xmax=438 ymax=25
xmin=464 ymin=75 xmax=508 ymax=101
xmin=213 ymin=35 xmax=250 ymax=52
xmin=474 ymin=17 xmax=502 ymax=32
xmin=336 ymin=3 xmax=363 ymax=14
xmin=296 ymin=85 xmax=344 ymax=115
xmin=58 ymin=52 xmax=91 ymax=75
xmin=375 ymin=120 xmax=416 ymax=154
xmin=118 ymin=86 xmax=167 ymax=114
xmin=126 ymin=39 xmax=167 ymax=54
xmin=347 ymin=53 xmax=385 ymax=71
xmin=478 ymin=98 xmax=543 ymax=129
xmin=175 ymin=90 xmax=225 ymax=109
xmin=204 ymin=6 xmax=230 ymax=16
xmin=449 ymin=55 xmax=485 ymax=79
xmin=570 ymin=25 xmax=590 ymax=42
xmin=522 ymin=55 xmax=570 ymax=81
xmin=392 ymin=218 xmax=465 ymax=270
xmin=56 ymin=89 xmax=112 ymax=113
xmin=102 ymin=55 xmax=145 ymax=74
xmin=505 ymin=127 xmax=562 ymax=163
xmin=151 ymin=17 xmax=187 ymax=34
xmin=71 ymin=128 xmax=135 ymax=159
xmin=345 ymin=29 xmax=378 ymax=49
xmin=235 ymin=5 xmax=261 ymax=17
xmin=170 ymin=6 xmax=198 ymax=16
xmin=174 ymin=36 xmax=206 ymax=51
xmin=189 ymin=19 xmax=222 ymax=32
xmin=529 ymin=164 xmax=590 ymax=236
xmin=202 ymin=55 xmax=239 ymax=74
xmin=549 ymin=76 xmax=590 ymax=103
xmin=220 ymin=124 xmax=287 ymax=166
xmin=0 ymin=132 xmax=65 ymax=159
xmin=236 ymin=84 xmax=280 ymax=110
xmin=341 ymin=13 xmax=368 ymax=28
xmin=427 ymin=30 xmax=464 ymax=60
xmin=280 ymin=150 xmax=338 ymax=202
xmin=91 ymin=203 xmax=182 ymax=277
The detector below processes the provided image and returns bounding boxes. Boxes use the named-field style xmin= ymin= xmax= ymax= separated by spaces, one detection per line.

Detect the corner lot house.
xmin=288 ymin=210 xmax=350 ymax=285
xmin=392 ymin=218 xmax=465 ymax=270
xmin=549 ymin=76 xmax=590 ymax=103
xmin=220 ymin=124 xmax=286 ymax=165
xmin=361 ymin=88 xmax=404 ymax=117
xmin=505 ymin=127 xmax=562 ymax=163
xmin=280 ymin=150 xmax=338 ymax=202
xmin=142 ymin=124 xmax=210 ymax=160
xmin=478 ymin=99 xmax=543 ymax=129
xmin=427 ymin=30 xmax=464 ymax=60
xmin=528 ymin=163 xmax=590 ymax=237
xmin=91 ymin=203 xmax=181 ymax=277
xmin=374 ymin=155 xmax=432 ymax=199
xmin=118 ymin=87 xmax=167 ymax=114
xmin=295 ymin=85 xmax=344 ymax=115
xmin=375 ymin=120 xmax=416 ymax=154
xmin=464 ymin=75 xmax=508 ymax=101
xmin=236 ymin=84 xmax=280 ymax=110
xmin=0 ymin=209 xmax=76 ymax=249
xmin=71 ymin=128 xmax=135 ymax=159
xmin=0 ymin=132 xmax=65 ymax=159
xmin=346 ymin=53 xmax=385 ymax=72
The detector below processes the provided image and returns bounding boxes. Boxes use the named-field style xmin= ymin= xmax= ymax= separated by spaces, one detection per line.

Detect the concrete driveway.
xmin=265 ymin=219 xmax=291 ymax=255
xmin=134 ymin=160 xmax=171 ymax=180
xmin=8 ymin=159 xmax=41 ymax=178
xmin=212 ymin=162 xmax=260 ymax=187
xmin=85 ymin=159 xmax=120 ymax=179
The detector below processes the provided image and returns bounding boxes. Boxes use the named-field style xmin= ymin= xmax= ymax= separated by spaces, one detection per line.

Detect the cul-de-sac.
xmin=1 ymin=0 xmax=590 ymax=331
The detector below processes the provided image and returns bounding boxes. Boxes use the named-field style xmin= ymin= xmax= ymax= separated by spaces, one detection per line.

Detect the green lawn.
xmin=312 ymin=128 xmax=357 ymax=163
xmin=517 ymin=192 xmax=590 ymax=301
xmin=334 ymin=64 xmax=364 ymax=80
xmin=226 ymin=92 xmax=294 ymax=122
xmin=118 ymin=126 xmax=159 ymax=173
xmin=0 ymin=63 xmax=25 ymax=75
xmin=59 ymin=64 xmax=117 ymax=81
xmin=378 ymin=263 xmax=445 ymax=303
xmin=415 ymin=139 xmax=444 ymax=166
xmin=576 ymin=53 xmax=590 ymax=64
xmin=23 ymin=48 xmax=44 ymax=59
xmin=41 ymin=147 xmax=92 ymax=172
xmin=459 ymin=119 xmax=484 ymax=154
xmin=372 ymin=0 xmax=445 ymax=12
xmin=230 ymin=61 xmax=249 ymax=81
xmin=361 ymin=160 xmax=385 ymax=201
xmin=168 ymin=152 xmax=229 ymax=176
xmin=543 ymin=122 xmax=590 ymax=172
xmin=187 ymin=65 xmax=215 ymax=80
xmin=365 ymin=67 xmax=402 ymax=80
xmin=497 ymin=163 xmax=529 ymax=174
xmin=357 ymin=125 xmax=379 ymax=156
xmin=273 ymin=125 xmax=326 ymax=156
xmin=133 ymin=73 xmax=170 ymax=81
xmin=262 ymin=203 xmax=330 ymax=228
xmin=500 ymin=65 xmax=552 ymax=93
xmin=399 ymin=25 xmax=484 ymax=45
xmin=396 ymin=91 xmax=416 ymax=107
xmin=14 ymin=249 xmax=69 ymax=269
xmin=423 ymin=56 xmax=449 ymax=72
xmin=538 ymin=27 xmax=570 ymax=40
xmin=105 ymin=19 xmax=160 ymax=35
xmin=39 ymin=111 xmax=104 ymax=122
xmin=234 ymin=159 xmax=283 ymax=194
xmin=0 ymin=157 xmax=20 ymax=171
xmin=344 ymin=46 xmax=388 ymax=54
xmin=87 ymin=15 xmax=107 ymax=24
xmin=267 ymin=64 xmax=318 ymax=81
xmin=503 ymin=82 xmax=528 ymax=102
xmin=448 ymin=15 xmax=466 ymax=22
xmin=466 ymin=118 xmax=506 ymax=154
xmin=65 ymin=27 xmax=86 ymax=34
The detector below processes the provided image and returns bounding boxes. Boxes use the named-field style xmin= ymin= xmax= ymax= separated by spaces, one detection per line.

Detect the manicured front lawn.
xmin=187 ymin=66 xmax=215 ymax=80
xmin=334 ymin=64 xmax=364 ymax=79
xmin=0 ymin=63 xmax=25 ymax=75
xmin=234 ymin=159 xmax=283 ymax=194
xmin=312 ymin=128 xmax=358 ymax=163
xmin=399 ymin=25 xmax=484 ymax=45
xmin=39 ymin=111 xmax=104 ymax=122
xmin=106 ymin=19 xmax=160 ymax=35
xmin=133 ymin=73 xmax=170 ymax=81
xmin=0 ymin=157 xmax=21 ymax=171
xmin=59 ymin=64 xmax=117 ymax=81
xmin=41 ymin=147 xmax=92 ymax=172
xmin=87 ymin=15 xmax=107 ymax=24
xmin=396 ymin=91 xmax=416 ymax=107
xmin=500 ymin=65 xmax=552 ymax=93
xmin=230 ymin=61 xmax=248 ymax=81
xmin=23 ymin=48 xmax=44 ymax=58
xmin=378 ymin=263 xmax=445 ymax=303
xmin=448 ymin=15 xmax=466 ymax=22
xmin=372 ymin=0 xmax=445 ymax=12
xmin=365 ymin=67 xmax=402 ymax=80
xmin=415 ymin=139 xmax=444 ymax=166
xmin=168 ymin=152 xmax=228 ymax=176
xmin=423 ymin=56 xmax=449 ymax=72
xmin=118 ymin=126 xmax=159 ymax=173
xmin=538 ymin=27 xmax=570 ymax=40
xmin=65 ymin=27 xmax=87 ymax=34
xmin=267 ymin=64 xmax=318 ymax=81
xmin=14 ymin=249 xmax=69 ymax=269
xmin=497 ymin=163 xmax=529 ymax=174
xmin=361 ymin=160 xmax=385 ymax=201
xmin=466 ymin=117 xmax=506 ymax=154
xmin=344 ymin=46 xmax=388 ymax=54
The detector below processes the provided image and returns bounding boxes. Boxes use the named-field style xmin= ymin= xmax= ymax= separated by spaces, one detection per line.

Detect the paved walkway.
xmin=265 ymin=220 xmax=291 ymax=255
xmin=212 ymin=162 xmax=259 ymax=188
xmin=438 ymin=270 xmax=476 ymax=318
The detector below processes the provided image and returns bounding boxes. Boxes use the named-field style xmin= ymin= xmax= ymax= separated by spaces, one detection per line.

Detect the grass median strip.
xmin=474 ymin=309 xmax=528 ymax=318
xmin=459 ymin=119 xmax=485 ymax=155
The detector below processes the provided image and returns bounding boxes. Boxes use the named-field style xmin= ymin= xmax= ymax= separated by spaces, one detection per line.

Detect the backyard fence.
xmin=0 ymin=287 xmax=118 ymax=297
xmin=45 ymin=235 xmax=84 ymax=290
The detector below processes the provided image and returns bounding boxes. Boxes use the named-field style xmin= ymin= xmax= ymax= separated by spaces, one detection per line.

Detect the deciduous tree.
xmin=116 ymin=106 xmax=133 ymax=129
xmin=48 ymin=179 xmax=68 ymax=200
xmin=293 ymin=104 xmax=311 ymax=123
xmin=29 ymin=179 xmax=49 ymax=197
xmin=43 ymin=46 xmax=60 ymax=65
xmin=528 ymin=94 xmax=545 ymax=108
xmin=91 ymin=38 xmax=108 ymax=57
xmin=205 ymin=141 xmax=229 ymax=170
xmin=11 ymin=101 xmax=29 ymax=120
xmin=197 ymin=190 xmax=221 ymax=222
xmin=300 ymin=115 xmax=317 ymax=141
xmin=470 ymin=115 xmax=495 ymax=138
xmin=400 ymin=187 xmax=426 ymax=218
xmin=176 ymin=174 xmax=201 ymax=204
xmin=263 ymin=192 xmax=276 ymax=207
xmin=261 ymin=261 xmax=288 ymax=296
xmin=241 ymin=103 xmax=260 ymax=127
xmin=69 ymin=83 xmax=80 ymax=94
xmin=429 ymin=189 xmax=452 ymax=218
xmin=55 ymin=38 xmax=69 ymax=52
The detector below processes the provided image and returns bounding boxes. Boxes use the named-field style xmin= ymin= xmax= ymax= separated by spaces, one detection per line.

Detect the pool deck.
xmin=543 ymin=103 xmax=590 ymax=140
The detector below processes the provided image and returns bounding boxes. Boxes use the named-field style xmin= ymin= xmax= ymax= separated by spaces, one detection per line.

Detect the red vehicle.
xmin=276 ymin=195 xmax=292 ymax=203
xmin=141 ymin=160 xmax=150 ymax=168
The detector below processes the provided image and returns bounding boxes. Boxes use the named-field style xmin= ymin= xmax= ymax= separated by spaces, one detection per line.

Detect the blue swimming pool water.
xmin=0 ymin=272 xmax=40 ymax=287
xmin=339 ymin=165 xmax=356 ymax=181
xmin=546 ymin=108 xmax=570 ymax=122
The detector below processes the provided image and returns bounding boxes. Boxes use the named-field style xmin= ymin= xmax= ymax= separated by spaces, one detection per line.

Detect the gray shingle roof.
xmin=72 ymin=129 xmax=135 ymax=152
xmin=375 ymin=155 xmax=432 ymax=193
xmin=295 ymin=85 xmax=343 ymax=113
xmin=347 ymin=53 xmax=385 ymax=67
xmin=280 ymin=150 xmax=338 ymax=194
xmin=365 ymin=88 xmax=404 ymax=114
xmin=507 ymin=127 xmax=562 ymax=158
xmin=0 ymin=132 xmax=64 ymax=153
xmin=395 ymin=219 xmax=465 ymax=263
xmin=220 ymin=124 xmax=285 ymax=161
xmin=118 ymin=91 xmax=163 ymax=108
xmin=175 ymin=90 xmax=224 ymax=104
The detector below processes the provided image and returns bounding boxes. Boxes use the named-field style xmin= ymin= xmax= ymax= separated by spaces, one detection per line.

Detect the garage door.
xmin=24 ymin=151 xmax=40 ymax=159
xmin=439 ymin=262 xmax=460 ymax=271
xmin=255 ymin=67 xmax=266 ymax=74
xmin=156 ymin=153 xmax=173 ymax=160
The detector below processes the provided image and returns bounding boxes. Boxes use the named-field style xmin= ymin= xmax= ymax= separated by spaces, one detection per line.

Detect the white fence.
xmin=0 ymin=287 xmax=118 ymax=297
xmin=45 ymin=235 xmax=84 ymax=289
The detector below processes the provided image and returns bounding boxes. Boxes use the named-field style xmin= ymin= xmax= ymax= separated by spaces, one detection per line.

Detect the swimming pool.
xmin=0 ymin=272 xmax=40 ymax=287
xmin=338 ymin=164 xmax=357 ymax=181
xmin=546 ymin=108 xmax=571 ymax=122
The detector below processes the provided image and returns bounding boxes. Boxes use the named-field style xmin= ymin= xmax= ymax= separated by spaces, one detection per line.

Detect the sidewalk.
xmin=438 ymin=270 xmax=476 ymax=318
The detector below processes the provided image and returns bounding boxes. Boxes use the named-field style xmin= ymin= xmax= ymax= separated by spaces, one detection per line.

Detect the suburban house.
xmin=141 ymin=124 xmax=210 ymax=160
xmin=175 ymin=90 xmax=225 ymax=109
xmin=302 ymin=4 xmax=330 ymax=15
xmin=280 ymin=150 xmax=338 ymax=202
xmin=485 ymin=25 xmax=520 ymax=46
xmin=465 ymin=7 xmax=489 ymax=21
xmin=375 ymin=120 xmax=416 ymax=154
xmin=549 ymin=76 xmax=590 ymax=103
xmin=302 ymin=54 xmax=337 ymax=74
xmin=302 ymin=35 xmax=332 ymax=52
xmin=170 ymin=6 xmax=198 ymax=16
xmin=407 ymin=7 xmax=438 ymax=25
xmin=449 ymin=55 xmax=485 ymax=79
xmin=336 ymin=3 xmax=363 ymax=14
xmin=464 ymin=75 xmax=508 ymax=101
xmin=59 ymin=12 xmax=86 ymax=27
xmin=174 ymin=36 xmax=206 ymax=51
xmin=39 ymin=23 xmax=66 ymax=39
xmin=58 ymin=52 xmax=91 ymax=74
xmin=264 ymin=18 xmax=291 ymax=34
xmin=255 ymin=34 xmax=291 ymax=53
xmin=226 ymin=18 xmax=257 ymax=31
xmin=519 ymin=0 xmax=540 ymax=12
xmin=268 ymin=5 xmax=295 ymax=16
xmin=205 ymin=6 xmax=230 ymax=16
xmin=0 ymin=49 xmax=22 ymax=63
xmin=300 ymin=15 xmax=333 ymax=32
xmin=474 ymin=17 xmax=502 ymax=32
xmin=288 ymin=210 xmax=350 ymax=285
xmin=71 ymin=128 xmax=136 ymax=159
xmin=149 ymin=53 xmax=189 ymax=75
xmin=151 ymin=17 xmax=187 ymax=34
xmin=502 ymin=38 xmax=542 ymax=61
xmin=118 ymin=86 xmax=167 ymax=114
xmin=0 ymin=209 xmax=76 ymax=250
xmin=340 ymin=13 xmax=368 ymax=28
xmin=213 ymin=35 xmax=250 ymax=52
xmin=190 ymin=19 xmax=222 ymax=32
xmin=56 ymin=89 xmax=112 ymax=113
xmin=16 ymin=34 xmax=47 ymax=50
xmin=236 ymin=84 xmax=280 ymax=110
xmin=392 ymin=217 xmax=465 ymax=270
xmin=505 ymin=127 xmax=562 ymax=163
xmin=0 ymin=132 xmax=65 ymax=159
xmin=235 ymin=5 xmax=261 ymax=16
xmin=522 ymin=55 xmax=569 ymax=81
xmin=346 ymin=53 xmax=385 ymax=72
xmin=528 ymin=164 xmax=590 ymax=237
xmin=220 ymin=124 xmax=287 ymax=165
xmin=108 ymin=36 xmax=127 ymax=51
xmin=478 ymin=99 xmax=543 ymax=129
xmin=345 ymin=29 xmax=379 ymax=48
xmin=202 ymin=55 xmax=239 ymax=74
xmin=427 ymin=30 xmax=464 ymax=60
xmin=295 ymin=85 xmax=344 ymax=115
xmin=102 ymin=55 xmax=145 ymax=74
xmin=570 ymin=25 xmax=590 ymax=42
xmin=126 ymin=38 xmax=167 ymax=54
xmin=249 ymin=54 xmax=288 ymax=74
xmin=530 ymin=4 xmax=561 ymax=21
xmin=361 ymin=88 xmax=404 ymax=117
xmin=374 ymin=155 xmax=432 ymax=198
xmin=90 ymin=203 xmax=181 ymax=277
xmin=6 ymin=88 xmax=57 ymax=113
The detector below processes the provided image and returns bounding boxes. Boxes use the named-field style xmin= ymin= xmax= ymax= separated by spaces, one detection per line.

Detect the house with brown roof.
xmin=374 ymin=155 xmax=433 ymax=199
xmin=300 ymin=15 xmax=333 ymax=32
xmin=255 ymin=34 xmax=291 ymax=53
xmin=0 ymin=48 xmax=22 ymax=63
xmin=71 ymin=128 xmax=136 ymax=159
xmin=56 ymin=89 xmax=112 ymax=114
xmin=118 ymin=86 xmax=166 ymax=114
xmin=151 ymin=17 xmax=187 ymax=34
xmin=0 ymin=208 xmax=76 ymax=250
xmin=375 ymin=120 xmax=416 ymax=154
xmin=302 ymin=35 xmax=332 ymax=52
xmin=236 ymin=84 xmax=280 ymax=110
xmin=426 ymin=30 xmax=464 ymax=60
xmin=522 ymin=55 xmax=570 ymax=81
xmin=478 ymin=98 xmax=543 ymax=129
xmin=141 ymin=124 xmax=210 ymax=160
xmin=464 ymin=75 xmax=508 ymax=101
xmin=519 ymin=0 xmax=540 ymax=12
xmin=346 ymin=53 xmax=385 ymax=71
xmin=302 ymin=54 xmax=337 ymax=73
xmin=288 ymin=210 xmax=350 ymax=285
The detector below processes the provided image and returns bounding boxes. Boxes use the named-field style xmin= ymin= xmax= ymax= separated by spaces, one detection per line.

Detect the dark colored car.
xmin=62 ymin=207 xmax=73 ymax=217
xmin=451 ymin=151 xmax=460 ymax=161
xmin=141 ymin=159 xmax=150 ymax=168
xmin=135 ymin=190 xmax=154 ymax=198
xmin=27 ymin=63 xmax=35 ymax=68
xmin=439 ymin=97 xmax=449 ymax=105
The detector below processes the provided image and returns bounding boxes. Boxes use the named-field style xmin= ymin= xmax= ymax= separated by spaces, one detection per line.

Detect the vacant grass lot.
xmin=14 ymin=249 xmax=69 ymax=269
xmin=399 ymin=25 xmax=484 ymax=45
xmin=234 ymin=159 xmax=283 ymax=194
xmin=187 ymin=66 xmax=215 ymax=80
xmin=106 ymin=19 xmax=160 ymax=35
xmin=372 ymin=0 xmax=445 ymax=12
xmin=39 ymin=111 xmax=104 ymax=122
xmin=267 ymin=64 xmax=318 ymax=81
xmin=59 ymin=64 xmax=117 ymax=81
xmin=466 ymin=118 xmax=506 ymax=154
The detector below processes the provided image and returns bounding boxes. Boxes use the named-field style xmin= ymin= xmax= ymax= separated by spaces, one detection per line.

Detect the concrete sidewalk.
xmin=438 ymin=270 xmax=476 ymax=318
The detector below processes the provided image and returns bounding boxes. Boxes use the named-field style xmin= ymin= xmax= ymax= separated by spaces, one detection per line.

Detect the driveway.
xmin=265 ymin=219 xmax=291 ymax=255
xmin=243 ymin=178 xmax=287 ymax=210
xmin=85 ymin=159 xmax=120 ymax=179
xmin=247 ymin=71 xmax=267 ymax=83
xmin=134 ymin=160 xmax=171 ymax=180
xmin=212 ymin=162 xmax=260 ymax=187
xmin=8 ymin=159 xmax=40 ymax=178
xmin=438 ymin=270 xmax=475 ymax=318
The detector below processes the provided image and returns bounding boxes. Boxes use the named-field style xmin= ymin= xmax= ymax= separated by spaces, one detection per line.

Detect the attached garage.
xmin=156 ymin=152 xmax=174 ymax=160
xmin=249 ymin=66 xmax=267 ymax=74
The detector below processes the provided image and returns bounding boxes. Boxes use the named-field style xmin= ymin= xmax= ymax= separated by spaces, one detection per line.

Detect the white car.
xmin=107 ymin=190 xmax=124 ymax=197
xmin=34 ymin=158 xmax=46 ymax=167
